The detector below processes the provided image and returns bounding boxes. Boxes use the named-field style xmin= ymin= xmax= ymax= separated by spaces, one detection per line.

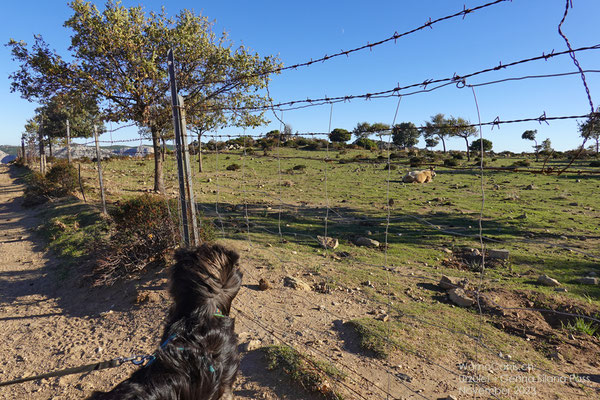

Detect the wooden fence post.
xmin=93 ymin=125 xmax=107 ymax=215
xmin=167 ymin=48 xmax=199 ymax=247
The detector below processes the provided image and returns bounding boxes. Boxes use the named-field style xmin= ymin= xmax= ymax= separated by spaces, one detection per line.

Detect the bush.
xmin=451 ymin=152 xmax=464 ymax=160
xmin=590 ymin=160 xmax=600 ymax=167
xmin=355 ymin=137 xmax=377 ymax=150
xmin=22 ymin=162 xmax=78 ymax=207
xmin=512 ymin=159 xmax=531 ymax=168
xmin=93 ymin=194 xmax=215 ymax=285
xmin=226 ymin=163 xmax=241 ymax=171
xmin=46 ymin=161 xmax=78 ymax=197
xmin=444 ymin=158 xmax=459 ymax=167
xmin=409 ymin=156 xmax=425 ymax=167
xmin=292 ymin=164 xmax=307 ymax=171
xmin=382 ymin=164 xmax=397 ymax=170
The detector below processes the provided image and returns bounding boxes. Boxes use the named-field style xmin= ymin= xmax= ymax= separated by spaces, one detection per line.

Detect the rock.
xmin=448 ymin=288 xmax=475 ymax=307
xmin=488 ymin=249 xmax=509 ymax=260
xmin=258 ymin=278 xmax=270 ymax=291
xmin=537 ymin=275 xmax=561 ymax=287
xmin=240 ymin=339 xmax=262 ymax=352
xmin=135 ymin=291 xmax=161 ymax=304
xmin=441 ymin=247 xmax=453 ymax=254
xmin=354 ymin=237 xmax=380 ymax=248
xmin=437 ymin=396 xmax=458 ymax=400
xmin=554 ymin=287 xmax=568 ymax=293
xmin=377 ymin=314 xmax=390 ymax=322
xmin=317 ymin=235 xmax=339 ymax=250
xmin=283 ymin=276 xmax=311 ymax=291
xmin=575 ymin=277 xmax=598 ymax=285
xmin=439 ymin=275 xmax=467 ymax=290
xmin=525 ymin=184 xmax=537 ymax=190
xmin=587 ymin=271 xmax=597 ymax=277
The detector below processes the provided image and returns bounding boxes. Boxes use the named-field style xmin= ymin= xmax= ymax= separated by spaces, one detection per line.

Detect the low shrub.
xmin=22 ymin=162 xmax=78 ymax=207
xmin=409 ymin=156 xmax=425 ymax=167
xmin=589 ymin=160 xmax=600 ymax=167
xmin=265 ymin=345 xmax=346 ymax=399
xmin=444 ymin=158 xmax=459 ymax=167
xmin=226 ymin=163 xmax=241 ymax=171
xmin=92 ymin=194 xmax=215 ymax=285
xmin=512 ymin=159 xmax=531 ymax=168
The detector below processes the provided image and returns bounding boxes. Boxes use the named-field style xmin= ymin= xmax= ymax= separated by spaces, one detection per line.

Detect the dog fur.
xmin=89 ymin=243 xmax=243 ymax=400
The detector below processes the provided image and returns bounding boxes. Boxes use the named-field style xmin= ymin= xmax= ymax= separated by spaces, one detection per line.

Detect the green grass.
xmin=562 ymin=317 xmax=599 ymax=337
xmin=264 ymin=345 xmax=346 ymax=400
xmin=36 ymin=148 xmax=600 ymax=371
xmin=346 ymin=318 xmax=400 ymax=359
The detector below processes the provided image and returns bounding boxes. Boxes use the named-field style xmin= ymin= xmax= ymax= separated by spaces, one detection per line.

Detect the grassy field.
xmin=32 ymin=146 xmax=600 ymax=397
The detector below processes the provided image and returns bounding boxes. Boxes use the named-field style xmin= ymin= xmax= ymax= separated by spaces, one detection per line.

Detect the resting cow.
xmin=402 ymin=167 xmax=436 ymax=183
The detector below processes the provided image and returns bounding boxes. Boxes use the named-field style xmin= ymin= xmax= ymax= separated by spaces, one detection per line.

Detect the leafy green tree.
xmin=579 ymin=113 xmax=600 ymax=154
xmin=352 ymin=122 xmax=372 ymax=139
xmin=352 ymin=122 xmax=390 ymax=140
xmin=423 ymin=113 xmax=451 ymax=154
xmin=425 ymin=137 xmax=439 ymax=150
xmin=469 ymin=138 xmax=493 ymax=153
xmin=447 ymin=116 xmax=477 ymax=161
xmin=329 ymin=128 xmax=351 ymax=143
xmin=541 ymin=138 xmax=553 ymax=154
xmin=392 ymin=122 xmax=420 ymax=149
xmin=521 ymin=129 xmax=539 ymax=160
xmin=8 ymin=0 xmax=281 ymax=193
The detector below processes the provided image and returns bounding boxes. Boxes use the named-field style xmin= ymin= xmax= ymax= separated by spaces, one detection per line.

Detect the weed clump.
xmin=346 ymin=318 xmax=399 ymax=359
xmin=265 ymin=345 xmax=346 ymax=399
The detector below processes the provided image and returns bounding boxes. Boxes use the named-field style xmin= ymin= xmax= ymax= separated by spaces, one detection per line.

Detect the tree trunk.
xmin=161 ymin=137 xmax=166 ymax=162
xmin=534 ymin=140 xmax=539 ymax=161
xmin=49 ymin=140 xmax=53 ymax=158
xmin=198 ymin=133 xmax=203 ymax=172
xmin=151 ymin=127 xmax=165 ymax=193
xmin=440 ymin=135 xmax=447 ymax=153
xmin=596 ymin=138 xmax=599 ymax=154
xmin=464 ymin=137 xmax=471 ymax=161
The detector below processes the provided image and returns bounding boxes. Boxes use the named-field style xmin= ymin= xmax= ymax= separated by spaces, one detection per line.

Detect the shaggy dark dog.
xmin=89 ymin=243 xmax=243 ymax=400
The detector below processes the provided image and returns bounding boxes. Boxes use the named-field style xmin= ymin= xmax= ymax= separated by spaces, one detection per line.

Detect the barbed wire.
xmin=197 ymin=0 xmax=512 ymax=87
xmin=196 ymin=44 xmax=600 ymax=113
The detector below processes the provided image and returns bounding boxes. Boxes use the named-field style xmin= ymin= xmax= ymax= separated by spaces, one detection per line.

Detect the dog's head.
xmin=170 ymin=244 xmax=242 ymax=317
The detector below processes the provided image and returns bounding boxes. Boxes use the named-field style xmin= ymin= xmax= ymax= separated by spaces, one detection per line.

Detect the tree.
xmin=447 ymin=116 xmax=477 ymax=161
xmin=352 ymin=122 xmax=390 ymax=140
xmin=8 ymin=0 xmax=281 ymax=193
xmin=423 ymin=113 xmax=451 ymax=154
xmin=329 ymin=128 xmax=351 ymax=143
xmin=521 ymin=129 xmax=539 ymax=160
xmin=37 ymin=93 xmax=104 ymax=159
xmin=425 ymin=137 xmax=439 ymax=150
xmin=392 ymin=122 xmax=420 ymax=149
xmin=352 ymin=122 xmax=372 ymax=139
xmin=469 ymin=138 xmax=493 ymax=153
xmin=579 ymin=113 xmax=600 ymax=154
xmin=541 ymin=138 xmax=553 ymax=154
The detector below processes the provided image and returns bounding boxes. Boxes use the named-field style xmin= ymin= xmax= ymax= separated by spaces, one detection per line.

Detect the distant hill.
xmin=0 ymin=145 xmax=19 ymax=156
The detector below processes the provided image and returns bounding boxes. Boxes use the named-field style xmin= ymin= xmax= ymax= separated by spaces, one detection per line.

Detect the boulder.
xmin=354 ymin=237 xmax=380 ymax=248
xmin=487 ymin=249 xmax=509 ymax=260
xmin=575 ymin=277 xmax=598 ymax=285
xmin=439 ymin=275 xmax=468 ymax=290
xmin=317 ymin=235 xmax=339 ymax=250
xmin=448 ymin=288 xmax=475 ymax=307
xmin=283 ymin=276 xmax=311 ymax=291
xmin=537 ymin=275 xmax=561 ymax=287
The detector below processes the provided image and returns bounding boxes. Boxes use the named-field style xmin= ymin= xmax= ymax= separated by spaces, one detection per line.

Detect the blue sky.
xmin=1 ymin=0 xmax=599 ymax=152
